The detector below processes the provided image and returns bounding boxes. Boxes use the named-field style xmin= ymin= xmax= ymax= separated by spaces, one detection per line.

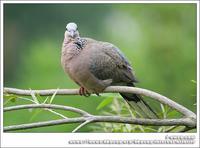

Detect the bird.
xmin=61 ymin=22 xmax=158 ymax=119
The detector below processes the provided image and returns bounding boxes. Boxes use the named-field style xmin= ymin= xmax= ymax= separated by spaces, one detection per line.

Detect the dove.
xmin=61 ymin=22 xmax=158 ymax=118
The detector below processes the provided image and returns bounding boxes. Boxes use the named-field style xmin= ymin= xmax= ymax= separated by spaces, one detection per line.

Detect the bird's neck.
xmin=63 ymin=36 xmax=75 ymax=44
xmin=62 ymin=36 xmax=83 ymax=61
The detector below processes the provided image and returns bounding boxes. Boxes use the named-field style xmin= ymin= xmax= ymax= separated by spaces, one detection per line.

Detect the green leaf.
xmin=3 ymin=94 xmax=19 ymax=105
xmin=29 ymin=109 xmax=43 ymax=121
xmin=190 ymin=80 xmax=196 ymax=84
xmin=49 ymin=88 xmax=59 ymax=104
xmin=96 ymin=97 xmax=114 ymax=110
xmin=168 ymin=126 xmax=185 ymax=132
xmin=3 ymin=97 xmax=16 ymax=105
xmin=3 ymin=93 xmax=17 ymax=99
xmin=43 ymin=96 xmax=50 ymax=104
xmin=35 ymin=93 xmax=43 ymax=103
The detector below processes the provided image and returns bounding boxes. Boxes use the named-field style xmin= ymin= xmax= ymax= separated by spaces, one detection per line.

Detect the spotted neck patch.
xmin=74 ymin=38 xmax=86 ymax=50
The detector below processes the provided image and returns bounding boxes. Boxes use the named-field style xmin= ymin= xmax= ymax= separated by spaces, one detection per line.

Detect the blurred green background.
xmin=3 ymin=3 xmax=196 ymax=132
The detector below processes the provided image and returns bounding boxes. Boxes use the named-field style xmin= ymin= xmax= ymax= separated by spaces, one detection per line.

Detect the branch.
xmin=3 ymin=104 xmax=196 ymax=132
xmin=4 ymin=86 xmax=196 ymax=118
xmin=4 ymin=87 xmax=79 ymax=96
xmin=4 ymin=104 xmax=91 ymax=117
xmin=72 ymin=119 xmax=93 ymax=133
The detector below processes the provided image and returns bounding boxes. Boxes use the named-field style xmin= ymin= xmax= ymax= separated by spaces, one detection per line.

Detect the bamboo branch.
xmin=3 ymin=86 xmax=197 ymax=132
xmin=3 ymin=104 xmax=196 ymax=132
xmin=4 ymin=104 xmax=91 ymax=117
xmin=3 ymin=116 xmax=195 ymax=132
xmin=4 ymin=86 xmax=197 ymax=118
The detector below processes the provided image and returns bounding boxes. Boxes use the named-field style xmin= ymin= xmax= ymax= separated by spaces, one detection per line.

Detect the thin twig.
xmin=45 ymin=109 xmax=68 ymax=119
xmin=164 ymin=126 xmax=178 ymax=132
xmin=4 ymin=104 xmax=91 ymax=117
xmin=178 ymin=126 xmax=196 ymax=132
xmin=72 ymin=119 xmax=94 ymax=133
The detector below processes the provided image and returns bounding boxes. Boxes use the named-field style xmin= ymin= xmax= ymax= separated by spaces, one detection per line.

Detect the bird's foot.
xmin=95 ymin=93 xmax=100 ymax=96
xmin=79 ymin=87 xmax=90 ymax=97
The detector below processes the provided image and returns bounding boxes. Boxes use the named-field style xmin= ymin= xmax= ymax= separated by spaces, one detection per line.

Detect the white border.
xmin=0 ymin=0 xmax=4 ymax=142
xmin=0 ymin=1 xmax=199 ymax=147
xmin=0 ymin=0 xmax=199 ymax=3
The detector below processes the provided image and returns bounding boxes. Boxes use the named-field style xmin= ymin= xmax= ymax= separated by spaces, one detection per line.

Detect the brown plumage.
xmin=61 ymin=22 xmax=158 ymax=118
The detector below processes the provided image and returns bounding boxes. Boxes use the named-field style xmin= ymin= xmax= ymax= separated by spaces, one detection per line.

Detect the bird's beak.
xmin=69 ymin=30 xmax=75 ymax=38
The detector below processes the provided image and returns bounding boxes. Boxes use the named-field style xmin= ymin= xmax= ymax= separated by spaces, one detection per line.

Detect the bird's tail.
xmin=120 ymin=84 xmax=158 ymax=119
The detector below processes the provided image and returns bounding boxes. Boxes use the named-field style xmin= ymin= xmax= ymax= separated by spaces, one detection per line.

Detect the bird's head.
xmin=65 ymin=22 xmax=79 ymax=39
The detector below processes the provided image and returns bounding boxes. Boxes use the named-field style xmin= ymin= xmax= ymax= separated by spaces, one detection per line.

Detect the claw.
xmin=95 ymin=93 xmax=100 ymax=96
xmin=79 ymin=87 xmax=83 ymax=96
xmin=79 ymin=87 xmax=90 ymax=97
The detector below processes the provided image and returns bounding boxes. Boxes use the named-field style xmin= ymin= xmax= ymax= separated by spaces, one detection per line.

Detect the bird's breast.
xmin=62 ymin=47 xmax=90 ymax=81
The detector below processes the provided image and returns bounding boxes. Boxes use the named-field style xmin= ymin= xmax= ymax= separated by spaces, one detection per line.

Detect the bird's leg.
xmin=79 ymin=87 xmax=90 ymax=97
xmin=95 ymin=93 xmax=100 ymax=96
xmin=78 ymin=87 xmax=84 ymax=96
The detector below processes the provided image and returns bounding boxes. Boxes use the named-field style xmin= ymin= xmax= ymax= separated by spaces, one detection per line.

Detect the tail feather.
xmin=120 ymin=93 xmax=158 ymax=119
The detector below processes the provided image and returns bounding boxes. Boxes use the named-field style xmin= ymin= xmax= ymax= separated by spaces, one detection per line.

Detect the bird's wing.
xmin=89 ymin=41 xmax=138 ymax=84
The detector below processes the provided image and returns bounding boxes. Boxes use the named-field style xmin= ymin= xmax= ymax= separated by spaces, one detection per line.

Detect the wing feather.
xmin=89 ymin=42 xmax=137 ymax=84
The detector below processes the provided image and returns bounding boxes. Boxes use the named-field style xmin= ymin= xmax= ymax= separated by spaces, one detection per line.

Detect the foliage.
xmin=4 ymin=92 xmax=196 ymax=133
xmin=91 ymin=95 xmax=195 ymax=133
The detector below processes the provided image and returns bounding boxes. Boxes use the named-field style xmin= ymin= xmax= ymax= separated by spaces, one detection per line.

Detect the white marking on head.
xmin=66 ymin=22 xmax=77 ymax=31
